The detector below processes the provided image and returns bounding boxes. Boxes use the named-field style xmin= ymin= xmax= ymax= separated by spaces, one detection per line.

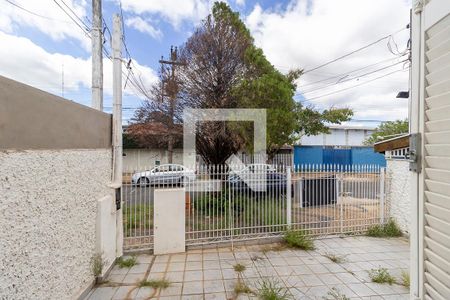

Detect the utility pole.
xmin=112 ymin=13 xmax=123 ymax=256
xmin=92 ymin=0 xmax=103 ymax=110
xmin=159 ymin=46 xmax=185 ymax=163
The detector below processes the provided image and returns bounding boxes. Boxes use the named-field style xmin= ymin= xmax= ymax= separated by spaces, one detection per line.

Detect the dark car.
xmin=228 ymin=172 xmax=292 ymax=195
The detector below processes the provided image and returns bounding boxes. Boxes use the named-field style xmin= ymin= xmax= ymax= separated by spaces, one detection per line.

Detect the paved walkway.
xmin=86 ymin=236 xmax=410 ymax=299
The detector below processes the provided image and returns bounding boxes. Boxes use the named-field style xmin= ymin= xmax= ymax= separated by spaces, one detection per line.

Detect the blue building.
xmin=293 ymin=146 xmax=386 ymax=167
xmin=293 ymin=125 xmax=386 ymax=167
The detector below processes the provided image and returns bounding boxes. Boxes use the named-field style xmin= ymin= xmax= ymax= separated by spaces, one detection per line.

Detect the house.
xmin=293 ymin=125 xmax=386 ymax=166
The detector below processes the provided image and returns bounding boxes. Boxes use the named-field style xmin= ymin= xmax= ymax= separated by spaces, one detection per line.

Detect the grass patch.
xmin=400 ymin=270 xmax=410 ymax=288
xmin=116 ymin=256 xmax=137 ymax=268
xmin=368 ymin=268 xmax=396 ymax=285
xmin=366 ymin=219 xmax=402 ymax=238
xmin=283 ymin=230 xmax=315 ymax=250
xmin=256 ymin=277 xmax=291 ymax=300
xmin=233 ymin=263 xmax=246 ymax=273
xmin=323 ymin=287 xmax=350 ymax=300
xmin=139 ymin=279 xmax=170 ymax=289
xmin=234 ymin=281 xmax=253 ymax=295
xmin=90 ymin=252 xmax=106 ymax=278
xmin=323 ymin=252 xmax=346 ymax=264
xmin=124 ymin=204 xmax=153 ymax=232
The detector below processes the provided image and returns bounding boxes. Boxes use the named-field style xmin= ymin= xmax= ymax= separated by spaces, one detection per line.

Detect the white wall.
xmin=300 ymin=127 xmax=374 ymax=146
xmin=123 ymin=148 xmax=184 ymax=171
xmin=386 ymin=159 xmax=411 ymax=235
xmin=0 ymin=149 xmax=115 ymax=300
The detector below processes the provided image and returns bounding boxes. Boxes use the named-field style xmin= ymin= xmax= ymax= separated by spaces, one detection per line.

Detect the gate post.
xmin=286 ymin=166 xmax=292 ymax=229
xmin=380 ymin=167 xmax=386 ymax=224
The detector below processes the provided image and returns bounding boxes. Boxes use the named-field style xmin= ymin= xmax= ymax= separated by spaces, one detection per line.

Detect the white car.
xmin=131 ymin=164 xmax=196 ymax=186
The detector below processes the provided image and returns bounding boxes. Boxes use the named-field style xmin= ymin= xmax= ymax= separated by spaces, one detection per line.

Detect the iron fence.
xmin=122 ymin=164 xmax=386 ymax=250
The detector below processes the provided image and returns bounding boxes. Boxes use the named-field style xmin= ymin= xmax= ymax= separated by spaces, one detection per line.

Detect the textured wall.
xmin=386 ymin=159 xmax=411 ymax=235
xmin=0 ymin=149 xmax=113 ymax=300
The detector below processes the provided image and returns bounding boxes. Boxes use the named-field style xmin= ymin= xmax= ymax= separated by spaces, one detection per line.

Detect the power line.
xmin=297 ymin=55 xmax=407 ymax=89
xmin=59 ymin=0 xmax=90 ymax=29
xmin=278 ymin=27 xmax=408 ymax=74
xmin=52 ymin=0 xmax=90 ymax=36
xmin=300 ymin=59 xmax=408 ymax=95
xmin=3 ymin=0 xmax=70 ymax=22
xmin=303 ymin=68 xmax=409 ymax=102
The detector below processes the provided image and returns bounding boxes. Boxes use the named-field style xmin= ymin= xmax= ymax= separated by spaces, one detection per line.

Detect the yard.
xmin=86 ymin=236 xmax=410 ymax=299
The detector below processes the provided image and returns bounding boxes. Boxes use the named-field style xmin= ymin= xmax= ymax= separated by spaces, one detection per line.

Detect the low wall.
xmin=123 ymin=148 xmax=184 ymax=171
xmin=0 ymin=149 xmax=114 ymax=300
xmin=386 ymin=159 xmax=411 ymax=235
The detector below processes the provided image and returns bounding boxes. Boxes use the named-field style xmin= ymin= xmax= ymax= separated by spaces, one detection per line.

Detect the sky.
xmin=0 ymin=0 xmax=411 ymax=127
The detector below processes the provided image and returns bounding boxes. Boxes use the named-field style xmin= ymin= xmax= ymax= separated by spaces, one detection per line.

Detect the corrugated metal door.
xmin=323 ymin=148 xmax=352 ymax=166
xmin=420 ymin=1 xmax=450 ymax=298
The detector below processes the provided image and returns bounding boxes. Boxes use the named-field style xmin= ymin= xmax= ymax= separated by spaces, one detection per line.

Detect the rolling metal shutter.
xmin=423 ymin=11 xmax=450 ymax=300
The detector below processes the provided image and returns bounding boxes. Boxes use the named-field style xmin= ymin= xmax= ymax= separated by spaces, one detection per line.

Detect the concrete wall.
xmin=123 ymin=148 xmax=183 ymax=171
xmin=0 ymin=75 xmax=111 ymax=149
xmin=0 ymin=149 xmax=115 ymax=300
xmin=386 ymin=159 xmax=411 ymax=235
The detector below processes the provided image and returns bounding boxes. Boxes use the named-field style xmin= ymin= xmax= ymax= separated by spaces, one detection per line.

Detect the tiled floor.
xmin=86 ymin=236 xmax=410 ymax=299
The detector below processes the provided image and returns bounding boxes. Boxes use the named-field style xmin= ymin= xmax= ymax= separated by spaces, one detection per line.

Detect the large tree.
xmin=130 ymin=2 xmax=353 ymax=164
xmin=364 ymin=119 xmax=409 ymax=145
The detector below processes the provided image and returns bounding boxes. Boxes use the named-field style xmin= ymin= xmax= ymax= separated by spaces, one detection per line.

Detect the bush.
xmin=366 ymin=219 xmax=402 ymax=237
xmin=283 ymin=230 xmax=315 ymax=250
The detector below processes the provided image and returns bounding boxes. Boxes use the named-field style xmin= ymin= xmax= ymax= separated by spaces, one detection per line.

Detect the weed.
xmin=400 ymin=270 xmax=410 ymax=288
xmin=139 ymin=279 xmax=170 ymax=289
xmin=90 ymin=252 xmax=106 ymax=279
xmin=322 ymin=287 xmax=350 ymax=300
xmin=366 ymin=219 xmax=402 ymax=238
xmin=323 ymin=252 xmax=346 ymax=264
xmin=233 ymin=263 xmax=246 ymax=273
xmin=116 ymin=256 xmax=137 ymax=268
xmin=283 ymin=230 xmax=315 ymax=250
xmin=256 ymin=277 xmax=291 ymax=300
xmin=124 ymin=204 xmax=153 ymax=232
xmin=368 ymin=268 xmax=396 ymax=285
xmin=234 ymin=281 xmax=253 ymax=295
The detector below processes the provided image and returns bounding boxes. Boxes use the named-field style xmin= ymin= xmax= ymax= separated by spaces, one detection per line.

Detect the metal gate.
xmin=122 ymin=164 xmax=386 ymax=251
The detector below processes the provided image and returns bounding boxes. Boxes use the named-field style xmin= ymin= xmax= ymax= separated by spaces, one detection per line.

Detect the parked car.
xmin=131 ymin=164 xmax=195 ymax=186
xmin=228 ymin=171 xmax=292 ymax=195
xmin=228 ymin=163 xmax=276 ymax=176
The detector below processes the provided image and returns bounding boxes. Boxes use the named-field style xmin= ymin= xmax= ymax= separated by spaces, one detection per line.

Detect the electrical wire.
xmin=3 ymin=0 xmax=70 ymax=22
xmin=52 ymin=0 xmax=90 ymax=36
xmin=300 ymin=59 xmax=408 ymax=95
xmin=302 ymin=67 xmax=410 ymax=102
xmin=276 ymin=26 xmax=408 ymax=74
xmin=297 ymin=55 xmax=407 ymax=89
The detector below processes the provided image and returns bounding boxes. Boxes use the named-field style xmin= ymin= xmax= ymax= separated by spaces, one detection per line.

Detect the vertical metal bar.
xmin=380 ymin=167 xmax=385 ymax=224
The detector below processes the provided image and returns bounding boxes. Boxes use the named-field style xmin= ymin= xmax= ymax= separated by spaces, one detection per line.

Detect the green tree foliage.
xmin=133 ymin=2 xmax=353 ymax=162
xmin=364 ymin=119 xmax=409 ymax=145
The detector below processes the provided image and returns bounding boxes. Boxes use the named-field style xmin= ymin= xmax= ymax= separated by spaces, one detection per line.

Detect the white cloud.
xmin=0 ymin=0 xmax=91 ymax=51
xmin=125 ymin=16 xmax=162 ymax=39
xmin=120 ymin=0 xmax=214 ymax=29
xmin=0 ymin=31 xmax=158 ymax=100
xmin=245 ymin=0 xmax=411 ymax=122
xmin=235 ymin=0 xmax=245 ymax=6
